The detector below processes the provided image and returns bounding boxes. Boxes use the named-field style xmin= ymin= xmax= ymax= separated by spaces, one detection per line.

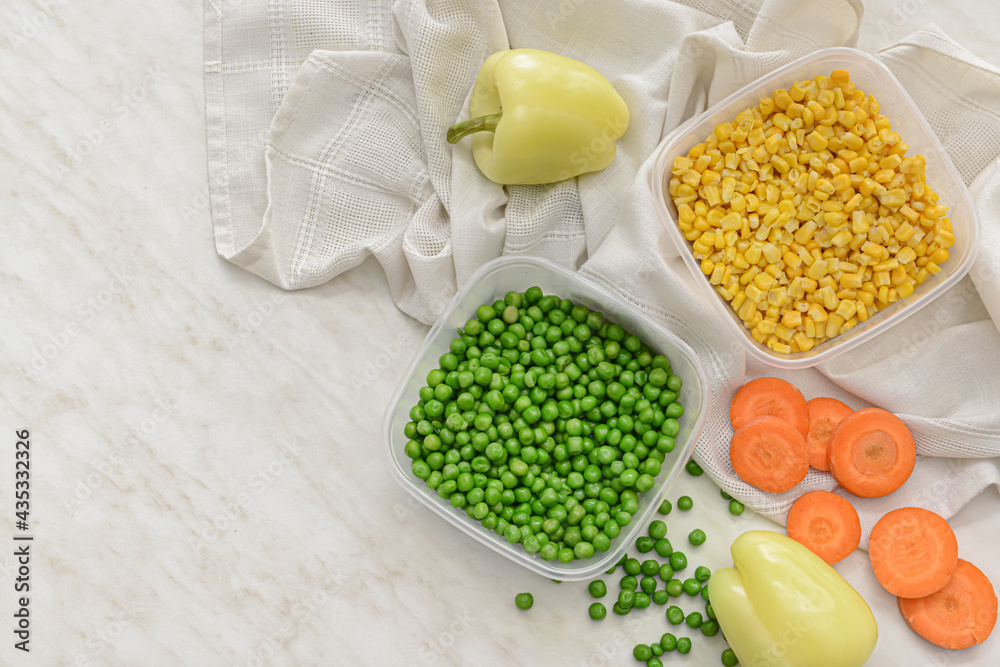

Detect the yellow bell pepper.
xmin=708 ymin=531 xmax=878 ymax=667
xmin=447 ymin=48 xmax=629 ymax=185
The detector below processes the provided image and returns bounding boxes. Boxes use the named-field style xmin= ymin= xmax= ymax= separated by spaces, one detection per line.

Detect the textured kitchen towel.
xmin=204 ymin=0 xmax=1000 ymax=545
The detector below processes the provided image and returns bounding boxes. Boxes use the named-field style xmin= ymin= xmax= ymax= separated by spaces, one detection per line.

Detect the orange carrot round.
xmin=786 ymin=490 xmax=861 ymax=565
xmin=897 ymin=559 xmax=998 ymax=650
xmin=730 ymin=377 xmax=809 ymax=437
xmin=869 ymin=507 xmax=958 ymax=599
xmin=804 ymin=397 xmax=853 ymax=471
xmin=729 ymin=416 xmax=809 ymax=493
xmin=828 ymin=407 xmax=916 ymax=498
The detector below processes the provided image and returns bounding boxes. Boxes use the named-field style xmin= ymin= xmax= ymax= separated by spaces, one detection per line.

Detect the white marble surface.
xmin=3 ymin=0 xmax=1000 ymax=665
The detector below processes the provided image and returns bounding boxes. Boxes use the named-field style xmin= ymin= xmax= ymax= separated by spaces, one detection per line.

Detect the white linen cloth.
xmin=204 ymin=0 xmax=1000 ymax=546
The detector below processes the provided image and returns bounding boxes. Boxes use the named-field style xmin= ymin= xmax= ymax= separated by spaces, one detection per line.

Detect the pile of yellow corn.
xmin=668 ymin=70 xmax=954 ymax=354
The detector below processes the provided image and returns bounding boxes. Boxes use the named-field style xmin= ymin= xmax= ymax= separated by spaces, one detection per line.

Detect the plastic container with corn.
xmin=666 ymin=69 xmax=955 ymax=355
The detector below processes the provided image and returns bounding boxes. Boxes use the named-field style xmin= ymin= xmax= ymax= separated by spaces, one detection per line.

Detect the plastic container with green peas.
xmin=383 ymin=257 xmax=710 ymax=581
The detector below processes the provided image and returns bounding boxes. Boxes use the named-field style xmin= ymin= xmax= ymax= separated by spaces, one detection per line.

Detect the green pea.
xmin=695 ymin=566 xmax=712 ymax=582
xmin=701 ymin=620 xmax=719 ymax=637
xmin=689 ymin=529 xmax=707 ymax=546
xmin=633 ymin=591 xmax=651 ymax=609
xmin=588 ymin=580 xmax=607 ymax=598
xmin=676 ymin=637 xmax=691 ymax=654
xmin=647 ymin=658 xmax=663 ymax=667
xmin=654 ymin=539 xmax=673 ymax=559
xmin=657 ymin=499 xmax=672 ymax=515
xmin=677 ymin=495 xmax=693 ymax=511
xmin=685 ymin=611 xmax=702 ymax=628
xmin=633 ymin=645 xmax=652 ymax=661
xmin=669 ymin=552 xmax=687 ymax=571
xmin=618 ymin=590 xmax=634 ymax=608
xmin=682 ymin=578 xmax=701 ymax=596
xmin=648 ymin=520 xmax=667 ymax=540
xmin=729 ymin=499 xmax=745 ymax=515
xmin=721 ymin=648 xmax=738 ymax=666
xmin=623 ymin=558 xmax=641 ymax=576
xmin=660 ymin=633 xmax=677 ymax=652
xmin=589 ymin=602 xmax=606 ymax=621
xmin=620 ymin=575 xmax=638 ymax=592
xmin=685 ymin=460 xmax=703 ymax=477
xmin=652 ymin=589 xmax=669 ymax=605
xmin=514 ymin=592 xmax=533 ymax=610
xmin=658 ymin=563 xmax=674 ymax=582
xmin=641 ymin=559 xmax=660 ymax=577
xmin=612 ymin=602 xmax=630 ymax=616
xmin=650 ymin=642 xmax=663 ymax=657
xmin=635 ymin=536 xmax=655 ymax=553
xmin=666 ymin=578 xmax=683 ymax=597
xmin=640 ymin=576 xmax=657 ymax=595
xmin=665 ymin=605 xmax=684 ymax=625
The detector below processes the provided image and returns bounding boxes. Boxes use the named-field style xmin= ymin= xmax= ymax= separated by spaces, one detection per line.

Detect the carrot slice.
xmin=786 ymin=490 xmax=861 ymax=565
xmin=804 ymin=397 xmax=853 ymax=471
xmin=730 ymin=416 xmax=809 ymax=493
xmin=730 ymin=377 xmax=809 ymax=437
xmin=869 ymin=507 xmax=959 ymax=599
xmin=898 ymin=559 xmax=998 ymax=650
xmin=827 ymin=407 xmax=916 ymax=498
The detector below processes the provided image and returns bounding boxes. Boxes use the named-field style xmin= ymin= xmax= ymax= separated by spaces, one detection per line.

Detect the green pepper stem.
xmin=447 ymin=111 xmax=503 ymax=144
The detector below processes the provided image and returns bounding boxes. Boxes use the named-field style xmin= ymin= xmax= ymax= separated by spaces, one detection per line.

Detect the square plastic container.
xmin=382 ymin=256 xmax=710 ymax=581
xmin=649 ymin=47 xmax=980 ymax=368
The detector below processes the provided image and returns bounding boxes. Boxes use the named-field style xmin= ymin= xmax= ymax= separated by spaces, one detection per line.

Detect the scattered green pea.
xmin=633 ymin=644 xmax=652 ymax=661
xmin=729 ymin=499 xmax=745 ymax=515
xmin=640 ymin=576 xmax=658 ymax=595
xmin=660 ymin=633 xmax=677 ymax=652
xmin=654 ymin=539 xmax=673 ymax=559
xmin=514 ymin=592 xmax=533 ymax=610
xmin=589 ymin=580 xmax=607 ymax=598
xmin=652 ymin=590 xmax=669 ymax=605
xmin=589 ymin=602 xmax=607 ymax=620
xmin=650 ymin=642 xmax=663 ymax=657
xmin=620 ymin=575 xmax=638 ymax=592
xmin=624 ymin=558 xmax=641 ymax=576
xmin=676 ymin=637 xmax=692 ymax=654
xmin=669 ymin=551 xmax=687 ymax=571
xmin=701 ymin=620 xmax=719 ymax=637
xmin=613 ymin=602 xmax=630 ymax=615
xmin=657 ymin=499 xmax=672 ymax=515
xmin=635 ymin=536 xmax=655 ymax=553
xmin=695 ymin=566 xmax=712 ymax=582
xmin=685 ymin=460 xmax=703 ymax=476
xmin=618 ymin=590 xmax=634 ymax=608
xmin=641 ymin=559 xmax=660 ymax=577
xmin=666 ymin=606 xmax=684 ymax=625
xmin=633 ymin=592 xmax=651 ymax=609
xmin=689 ymin=529 xmax=707 ymax=546
xmin=677 ymin=496 xmax=694 ymax=511
xmin=658 ymin=563 xmax=674 ymax=582
xmin=721 ymin=648 xmax=739 ymax=666
xmin=648 ymin=520 xmax=667 ymax=540
xmin=720 ymin=489 xmax=732 ymax=500
xmin=686 ymin=611 xmax=703 ymax=628
xmin=666 ymin=578 xmax=683 ymax=597
xmin=647 ymin=658 xmax=663 ymax=667
xmin=682 ymin=578 xmax=701 ymax=596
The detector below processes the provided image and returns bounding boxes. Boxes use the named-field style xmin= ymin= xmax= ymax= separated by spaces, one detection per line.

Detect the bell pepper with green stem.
xmin=708 ymin=531 xmax=878 ymax=667
xmin=447 ymin=48 xmax=629 ymax=185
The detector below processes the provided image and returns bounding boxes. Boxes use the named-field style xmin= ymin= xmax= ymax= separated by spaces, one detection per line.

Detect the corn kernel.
xmin=793 ymin=332 xmax=815 ymax=352
xmin=807 ymin=302 xmax=829 ymax=322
